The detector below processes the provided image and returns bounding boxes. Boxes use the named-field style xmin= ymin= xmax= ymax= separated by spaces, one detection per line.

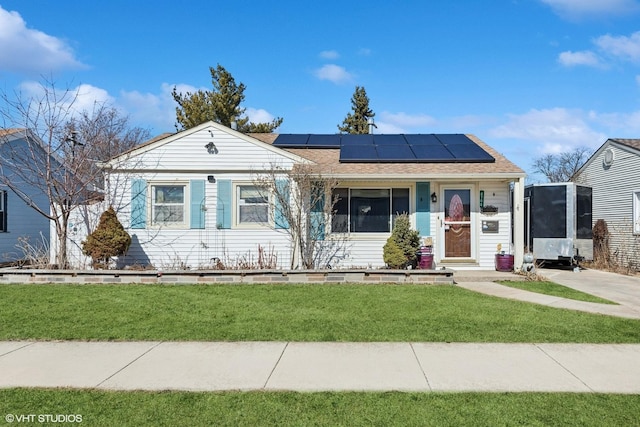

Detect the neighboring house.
xmin=0 ymin=129 xmax=51 ymax=263
xmin=96 ymin=121 xmax=525 ymax=270
xmin=574 ymin=139 xmax=640 ymax=269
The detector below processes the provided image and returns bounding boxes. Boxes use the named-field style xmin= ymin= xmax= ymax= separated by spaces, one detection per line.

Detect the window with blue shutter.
xmin=190 ymin=180 xmax=205 ymax=229
xmin=416 ymin=182 xmax=431 ymax=236
xmin=131 ymin=179 xmax=147 ymax=229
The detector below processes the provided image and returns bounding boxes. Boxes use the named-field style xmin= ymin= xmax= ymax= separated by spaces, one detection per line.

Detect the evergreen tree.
xmin=82 ymin=207 xmax=131 ymax=269
xmin=338 ymin=86 xmax=376 ymax=134
xmin=382 ymin=214 xmax=421 ymax=268
xmin=172 ymin=64 xmax=283 ymax=132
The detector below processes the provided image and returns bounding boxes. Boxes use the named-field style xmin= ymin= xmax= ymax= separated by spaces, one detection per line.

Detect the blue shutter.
xmin=310 ymin=183 xmax=325 ymax=240
xmin=131 ymin=179 xmax=147 ymax=229
xmin=216 ymin=180 xmax=232 ymax=229
xmin=416 ymin=182 xmax=430 ymax=236
xmin=190 ymin=180 xmax=205 ymax=229
xmin=274 ymin=179 xmax=290 ymax=229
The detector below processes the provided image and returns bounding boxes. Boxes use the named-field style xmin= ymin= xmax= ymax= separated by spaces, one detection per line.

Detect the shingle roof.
xmin=610 ymin=139 xmax=640 ymax=151
xmin=0 ymin=128 xmax=25 ymax=138
xmin=249 ymin=133 xmax=524 ymax=177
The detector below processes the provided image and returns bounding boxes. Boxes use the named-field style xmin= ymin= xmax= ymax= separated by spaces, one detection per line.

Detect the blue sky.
xmin=1 ymin=0 xmax=640 ymax=180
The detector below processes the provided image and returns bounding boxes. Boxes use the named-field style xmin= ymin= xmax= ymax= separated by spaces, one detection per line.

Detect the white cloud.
xmin=18 ymin=81 xmax=113 ymax=116
xmin=0 ymin=6 xmax=86 ymax=74
xmin=374 ymin=122 xmax=405 ymax=134
xmin=358 ymin=48 xmax=372 ymax=56
xmin=558 ymin=50 xmax=603 ymax=67
xmin=594 ymin=31 xmax=640 ymax=63
xmin=313 ymin=64 xmax=354 ymax=84
xmin=319 ymin=50 xmax=339 ymax=60
xmin=379 ymin=111 xmax=436 ymax=129
xmin=540 ymin=0 xmax=640 ymax=19
xmin=120 ymin=83 xmax=200 ymax=132
xmin=589 ymin=109 xmax=640 ymax=132
xmin=245 ymin=107 xmax=275 ymax=124
xmin=489 ymin=108 xmax=606 ymax=154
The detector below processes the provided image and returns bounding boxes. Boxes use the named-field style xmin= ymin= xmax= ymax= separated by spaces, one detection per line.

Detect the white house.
xmin=98 ymin=121 xmax=525 ymax=270
xmin=0 ymin=129 xmax=51 ymax=263
xmin=574 ymin=138 xmax=640 ymax=269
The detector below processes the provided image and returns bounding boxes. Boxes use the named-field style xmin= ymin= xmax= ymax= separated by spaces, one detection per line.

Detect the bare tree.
xmin=531 ymin=146 xmax=592 ymax=182
xmin=64 ymin=104 xmax=149 ymax=189
xmin=253 ymin=163 xmax=349 ymax=269
xmin=0 ymin=79 xmax=148 ymax=268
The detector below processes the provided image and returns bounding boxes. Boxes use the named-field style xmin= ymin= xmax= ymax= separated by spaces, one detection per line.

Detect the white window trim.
xmin=233 ymin=182 xmax=273 ymax=229
xmin=330 ymin=185 xmax=415 ymax=235
xmin=633 ymin=190 xmax=640 ymax=235
xmin=149 ymin=181 xmax=190 ymax=228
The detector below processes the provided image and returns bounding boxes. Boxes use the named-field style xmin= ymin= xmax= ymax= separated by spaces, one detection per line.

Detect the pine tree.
xmin=338 ymin=86 xmax=376 ymax=134
xmin=172 ymin=64 xmax=283 ymax=132
xmin=82 ymin=207 xmax=131 ymax=269
xmin=382 ymin=214 xmax=421 ymax=268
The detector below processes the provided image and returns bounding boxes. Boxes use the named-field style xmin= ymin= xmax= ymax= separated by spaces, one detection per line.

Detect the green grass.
xmin=499 ymin=280 xmax=617 ymax=304
xmin=1 ymin=283 xmax=639 ymax=342
xmin=1 ymin=389 xmax=639 ymax=426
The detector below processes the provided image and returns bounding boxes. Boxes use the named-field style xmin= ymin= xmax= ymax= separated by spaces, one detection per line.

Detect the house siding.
xmin=477 ymin=182 xmax=513 ymax=268
xmin=117 ymin=126 xmax=296 ymax=172
xmin=0 ymin=136 xmax=51 ymax=263
xmin=577 ymin=142 xmax=640 ymax=268
xmin=0 ymin=184 xmax=50 ymax=262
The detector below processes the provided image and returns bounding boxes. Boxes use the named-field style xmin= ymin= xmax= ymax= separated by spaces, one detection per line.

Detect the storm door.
xmin=442 ymin=188 xmax=472 ymax=258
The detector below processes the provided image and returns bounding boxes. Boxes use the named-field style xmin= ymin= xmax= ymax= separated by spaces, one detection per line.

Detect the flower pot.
xmin=495 ymin=253 xmax=514 ymax=272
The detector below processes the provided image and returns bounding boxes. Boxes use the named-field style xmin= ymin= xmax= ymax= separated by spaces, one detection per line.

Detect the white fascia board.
xmin=321 ymin=172 xmax=526 ymax=181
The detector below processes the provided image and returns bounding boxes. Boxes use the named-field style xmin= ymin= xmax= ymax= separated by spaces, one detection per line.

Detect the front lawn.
xmin=1 ymin=389 xmax=638 ymax=426
xmin=1 ymin=284 xmax=639 ymax=342
xmin=499 ymin=280 xmax=617 ymax=304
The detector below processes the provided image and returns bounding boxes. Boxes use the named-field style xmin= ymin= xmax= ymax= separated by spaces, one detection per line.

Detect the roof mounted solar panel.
xmin=340 ymin=134 xmax=375 ymax=145
xmin=373 ymin=134 xmax=407 ymax=145
xmin=307 ymin=134 xmax=341 ymax=148
xmin=405 ymin=134 xmax=442 ymax=145
xmin=411 ymin=144 xmax=456 ymax=161
xmin=376 ymin=144 xmax=416 ymax=161
xmin=339 ymin=143 xmax=378 ymax=162
xmin=436 ymin=134 xmax=475 ymax=145
xmin=272 ymin=134 xmax=309 ymax=147
xmin=445 ymin=142 xmax=495 ymax=162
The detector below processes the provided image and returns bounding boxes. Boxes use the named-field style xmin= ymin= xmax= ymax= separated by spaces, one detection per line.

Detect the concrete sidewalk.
xmin=1 ymin=341 xmax=640 ymax=393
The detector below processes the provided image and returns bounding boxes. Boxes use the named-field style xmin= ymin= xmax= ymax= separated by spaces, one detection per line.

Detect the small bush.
xmin=383 ymin=238 xmax=406 ymax=269
xmin=382 ymin=214 xmax=421 ymax=269
xmin=82 ymin=207 xmax=131 ymax=269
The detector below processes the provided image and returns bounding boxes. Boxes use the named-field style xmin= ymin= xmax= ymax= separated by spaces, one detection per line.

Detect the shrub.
xmin=382 ymin=214 xmax=421 ymax=269
xmin=383 ymin=238 xmax=406 ymax=269
xmin=593 ymin=219 xmax=610 ymax=265
xmin=82 ymin=207 xmax=131 ymax=269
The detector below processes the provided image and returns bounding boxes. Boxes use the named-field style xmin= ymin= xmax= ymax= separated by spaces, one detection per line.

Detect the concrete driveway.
xmin=455 ymin=267 xmax=640 ymax=319
xmin=539 ymin=267 xmax=640 ymax=312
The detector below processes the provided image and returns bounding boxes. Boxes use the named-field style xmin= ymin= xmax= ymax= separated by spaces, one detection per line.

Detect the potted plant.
xmin=494 ymin=243 xmax=514 ymax=272
xmin=481 ymin=205 xmax=499 ymax=215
